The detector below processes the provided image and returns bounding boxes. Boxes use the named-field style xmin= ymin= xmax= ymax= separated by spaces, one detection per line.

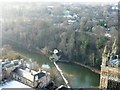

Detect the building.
xmin=12 ymin=67 xmax=51 ymax=88
xmin=1 ymin=59 xmax=20 ymax=80
xmin=0 ymin=60 xmax=2 ymax=81
xmin=0 ymin=59 xmax=51 ymax=89
xmin=100 ymin=39 xmax=120 ymax=89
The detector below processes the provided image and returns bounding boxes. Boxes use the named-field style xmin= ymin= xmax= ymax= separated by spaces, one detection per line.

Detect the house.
xmin=1 ymin=59 xmax=20 ymax=80
xmin=0 ymin=59 xmax=52 ymax=89
xmin=67 ymin=20 xmax=76 ymax=25
xmin=12 ymin=67 xmax=51 ymax=88
xmin=111 ymin=6 xmax=118 ymax=10
xmin=105 ymin=33 xmax=111 ymax=38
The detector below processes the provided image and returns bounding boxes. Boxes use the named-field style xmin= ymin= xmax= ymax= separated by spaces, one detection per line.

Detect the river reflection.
xmin=57 ymin=62 xmax=100 ymax=88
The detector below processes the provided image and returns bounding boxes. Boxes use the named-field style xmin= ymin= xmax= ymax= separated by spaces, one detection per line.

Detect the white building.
xmin=105 ymin=33 xmax=111 ymax=38
xmin=0 ymin=80 xmax=31 ymax=89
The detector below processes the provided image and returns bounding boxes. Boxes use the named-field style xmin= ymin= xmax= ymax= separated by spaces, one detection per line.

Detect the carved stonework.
xmin=100 ymin=77 xmax=108 ymax=89
xmin=107 ymin=80 xmax=120 ymax=89
xmin=111 ymin=38 xmax=117 ymax=55
xmin=100 ymin=39 xmax=120 ymax=89
xmin=100 ymin=69 xmax=120 ymax=89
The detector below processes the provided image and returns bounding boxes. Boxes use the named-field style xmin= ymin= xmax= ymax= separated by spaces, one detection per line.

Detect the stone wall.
xmin=100 ymin=66 xmax=120 ymax=89
xmin=107 ymin=80 xmax=120 ymax=90
xmin=0 ymin=61 xmax=2 ymax=81
xmin=12 ymin=73 xmax=34 ymax=87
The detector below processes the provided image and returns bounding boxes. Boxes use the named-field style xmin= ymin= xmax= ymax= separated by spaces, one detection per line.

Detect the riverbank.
xmin=57 ymin=60 xmax=101 ymax=74
xmin=11 ymin=47 xmax=101 ymax=74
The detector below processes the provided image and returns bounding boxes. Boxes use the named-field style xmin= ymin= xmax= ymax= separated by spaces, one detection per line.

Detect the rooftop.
xmin=13 ymin=67 xmax=46 ymax=81
xmin=0 ymin=80 xmax=32 ymax=89
xmin=1 ymin=59 xmax=20 ymax=68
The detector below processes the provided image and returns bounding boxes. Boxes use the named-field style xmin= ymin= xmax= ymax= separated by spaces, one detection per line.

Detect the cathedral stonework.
xmin=0 ymin=61 xmax=2 ymax=81
xmin=100 ymin=39 xmax=120 ymax=89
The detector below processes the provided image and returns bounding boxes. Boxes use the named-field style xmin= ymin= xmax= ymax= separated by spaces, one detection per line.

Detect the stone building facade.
xmin=11 ymin=67 xmax=51 ymax=88
xmin=100 ymin=39 xmax=120 ymax=89
xmin=0 ymin=61 xmax=2 ymax=81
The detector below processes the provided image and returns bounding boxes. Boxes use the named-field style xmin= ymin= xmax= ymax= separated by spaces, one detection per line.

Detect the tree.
xmin=109 ymin=27 xmax=118 ymax=38
xmin=92 ymin=25 xmax=105 ymax=36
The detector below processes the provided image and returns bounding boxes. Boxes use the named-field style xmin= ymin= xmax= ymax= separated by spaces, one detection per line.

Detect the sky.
xmin=0 ymin=0 xmax=119 ymax=3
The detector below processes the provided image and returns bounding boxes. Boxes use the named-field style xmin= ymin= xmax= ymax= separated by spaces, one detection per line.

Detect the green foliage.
xmin=97 ymin=20 xmax=107 ymax=27
xmin=96 ymin=37 xmax=107 ymax=49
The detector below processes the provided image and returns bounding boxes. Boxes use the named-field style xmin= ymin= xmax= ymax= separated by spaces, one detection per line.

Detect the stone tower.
xmin=100 ymin=39 xmax=120 ymax=89
xmin=0 ymin=59 xmax=2 ymax=81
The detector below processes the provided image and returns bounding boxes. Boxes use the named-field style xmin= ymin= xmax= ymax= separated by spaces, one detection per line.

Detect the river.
xmin=57 ymin=62 xmax=100 ymax=88
xmin=14 ymin=49 xmax=100 ymax=88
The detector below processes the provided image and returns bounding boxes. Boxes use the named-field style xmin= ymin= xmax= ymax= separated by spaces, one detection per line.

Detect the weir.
xmin=53 ymin=62 xmax=70 ymax=88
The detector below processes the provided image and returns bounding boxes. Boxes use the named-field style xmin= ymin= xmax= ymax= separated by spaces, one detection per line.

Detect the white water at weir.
xmin=54 ymin=62 xmax=70 ymax=88
xmin=0 ymin=80 xmax=31 ymax=90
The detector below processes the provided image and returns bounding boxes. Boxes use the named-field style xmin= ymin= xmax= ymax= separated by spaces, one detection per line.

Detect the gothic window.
xmin=107 ymin=80 xmax=120 ymax=90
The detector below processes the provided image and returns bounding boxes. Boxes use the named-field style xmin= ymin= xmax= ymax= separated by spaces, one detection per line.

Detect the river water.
xmin=15 ymin=50 xmax=100 ymax=88
xmin=57 ymin=62 xmax=100 ymax=88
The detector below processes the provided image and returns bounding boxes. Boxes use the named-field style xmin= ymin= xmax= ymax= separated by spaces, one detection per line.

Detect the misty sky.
xmin=0 ymin=0 xmax=119 ymax=3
